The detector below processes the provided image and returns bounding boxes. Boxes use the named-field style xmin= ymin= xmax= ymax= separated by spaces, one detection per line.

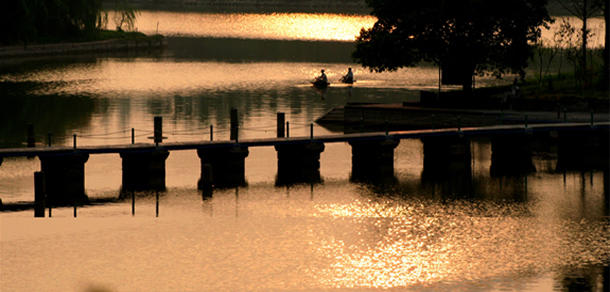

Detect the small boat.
xmin=311 ymin=80 xmax=330 ymax=88
xmin=339 ymin=76 xmax=356 ymax=84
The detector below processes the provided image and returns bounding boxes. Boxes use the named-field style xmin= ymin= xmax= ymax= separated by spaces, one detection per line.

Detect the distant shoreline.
xmin=121 ymin=0 xmax=368 ymax=9
xmin=0 ymin=37 xmax=167 ymax=59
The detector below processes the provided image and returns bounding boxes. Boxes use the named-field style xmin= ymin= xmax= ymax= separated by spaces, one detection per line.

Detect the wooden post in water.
xmin=27 ymin=124 xmax=36 ymax=148
xmin=200 ymin=164 xmax=213 ymax=198
xmin=132 ymin=192 xmax=135 ymax=216
xmin=34 ymin=171 xmax=45 ymax=217
xmin=154 ymin=116 xmax=163 ymax=146
xmin=310 ymin=123 xmax=314 ymax=139
xmin=277 ymin=112 xmax=285 ymax=138
xmin=230 ymin=108 xmax=238 ymax=141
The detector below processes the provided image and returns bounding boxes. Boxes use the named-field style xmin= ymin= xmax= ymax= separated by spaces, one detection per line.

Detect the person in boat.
xmin=340 ymin=67 xmax=354 ymax=83
xmin=315 ymin=69 xmax=328 ymax=84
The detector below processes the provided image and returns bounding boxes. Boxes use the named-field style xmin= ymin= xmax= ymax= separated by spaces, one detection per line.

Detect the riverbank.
xmin=0 ymin=33 xmax=166 ymax=59
xmin=317 ymin=83 xmax=609 ymax=131
xmin=117 ymin=0 xmax=368 ymax=9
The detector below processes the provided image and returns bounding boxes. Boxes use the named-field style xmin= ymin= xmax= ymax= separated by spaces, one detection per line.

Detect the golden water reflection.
xmin=134 ymin=11 xmax=606 ymax=47
xmin=137 ymin=11 xmax=376 ymax=41
xmin=311 ymin=199 xmax=609 ymax=289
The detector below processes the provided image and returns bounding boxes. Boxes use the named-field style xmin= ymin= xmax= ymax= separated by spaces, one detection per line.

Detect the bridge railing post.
xmin=310 ymin=123 xmax=313 ymax=140
xmin=500 ymin=110 xmax=504 ymax=125
xmin=154 ymin=116 xmax=163 ymax=146
xmin=27 ymin=124 xmax=36 ymax=148
xmin=385 ymin=119 xmax=389 ymax=136
xmin=230 ymin=108 xmax=238 ymax=141
xmin=277 ymin=112 xmax=285 ymax=138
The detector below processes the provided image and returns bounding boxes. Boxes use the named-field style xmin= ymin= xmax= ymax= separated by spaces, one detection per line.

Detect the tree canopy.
xmin=0 ymin=0 xmax=104 ymax=45
xmin=353 ymin=0 xmax=553 ymax=90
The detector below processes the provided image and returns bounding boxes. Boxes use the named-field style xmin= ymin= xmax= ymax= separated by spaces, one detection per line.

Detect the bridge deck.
xmin=0 ymin=122 xmax=607 ymax=158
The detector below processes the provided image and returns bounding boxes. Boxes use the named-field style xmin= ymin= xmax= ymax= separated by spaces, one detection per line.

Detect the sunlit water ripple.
xmin=0 ymin=8 xmax=608 ymax=292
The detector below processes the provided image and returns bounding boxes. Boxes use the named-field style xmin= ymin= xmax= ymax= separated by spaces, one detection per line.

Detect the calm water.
xmin=1 ymin=8 xmax=608 ymax=292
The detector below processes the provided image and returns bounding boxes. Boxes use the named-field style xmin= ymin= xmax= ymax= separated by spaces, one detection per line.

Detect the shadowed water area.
xmin=1 ymin=6 xmax=608 ymax=292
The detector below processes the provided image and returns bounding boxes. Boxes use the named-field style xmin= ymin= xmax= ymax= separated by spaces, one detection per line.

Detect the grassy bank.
xmin=97 ymin=30 xmax=164 ymax=42
xmin=422 ymin=72 xmax=608 ymax=112
xmin=0 ymin=30 xmax=166 ymax=59
xmin=23 ymin=30 xmax=164 ymax=46
xmin=518 ymin=73 xmax=609 ymax=100
xmin=488 ymin=73 xmax=608 ymax=112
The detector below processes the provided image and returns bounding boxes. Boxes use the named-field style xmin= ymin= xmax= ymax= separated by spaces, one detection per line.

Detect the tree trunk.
xmin=602 ymin=2 xmax=610 ymax=90
xmin=581 ymin=0 xmax=588 ymax=87
xmin=462 ymin=77 xmax=473 ymax=92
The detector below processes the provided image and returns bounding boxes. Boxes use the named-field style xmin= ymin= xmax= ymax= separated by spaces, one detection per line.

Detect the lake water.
xmin=1 ymin=7 xmax=608 ymax=292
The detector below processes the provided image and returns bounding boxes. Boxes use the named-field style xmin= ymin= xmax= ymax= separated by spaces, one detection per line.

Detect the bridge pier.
xmin=197 ymin=146 xmax=249 ymax=188
xmin=275 ymin=142 xmax=325 ymax=185
xmin=349 ymin=138 xmax=400 ymax=183
xmin=556 ymin=128 xmax=609 ymax=172
xmin=490 ymin=132 xmax=536 ymax=176
xmin=120 ymin=150 xmax=170 ymax=193
xmin=39 ymin=152 xmax=89 ymax=206
xmin=421 ymin=136 xmax=472 ymax=198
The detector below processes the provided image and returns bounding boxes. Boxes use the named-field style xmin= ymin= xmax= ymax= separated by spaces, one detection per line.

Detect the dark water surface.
xmin=1 ymin=8 xmax=608 ymax=292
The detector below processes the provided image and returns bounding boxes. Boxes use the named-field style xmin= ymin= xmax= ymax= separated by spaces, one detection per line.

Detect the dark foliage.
xmin=0 ymin=0 xmax=104 ymax=45
xmin=353 ymin=0 xmax=553 ymax=90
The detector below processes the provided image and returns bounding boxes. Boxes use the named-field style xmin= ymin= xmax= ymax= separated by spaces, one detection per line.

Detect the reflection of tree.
xmin=0 ymin=81 xmax=96 ymax=148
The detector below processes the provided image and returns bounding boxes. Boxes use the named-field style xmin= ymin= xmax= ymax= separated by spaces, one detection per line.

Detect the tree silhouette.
xmin=556 ymin=0 xmax=605 ymax=88
xmin=0 ymin=0 xmax=104 ymax=45
xmin=353 ymin=0 xmax=553 ymax=91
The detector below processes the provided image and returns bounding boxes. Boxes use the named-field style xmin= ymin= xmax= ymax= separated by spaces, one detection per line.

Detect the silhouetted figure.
xmin=340 ymin=67 xmax=354 ymax=83
xmin=312 ymin=69 xmax=329 ymax=100
xmin=503 ymin=78 xmax=520 ymax=102
xmin=315 ymin=69 xmax=328 ymax=84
